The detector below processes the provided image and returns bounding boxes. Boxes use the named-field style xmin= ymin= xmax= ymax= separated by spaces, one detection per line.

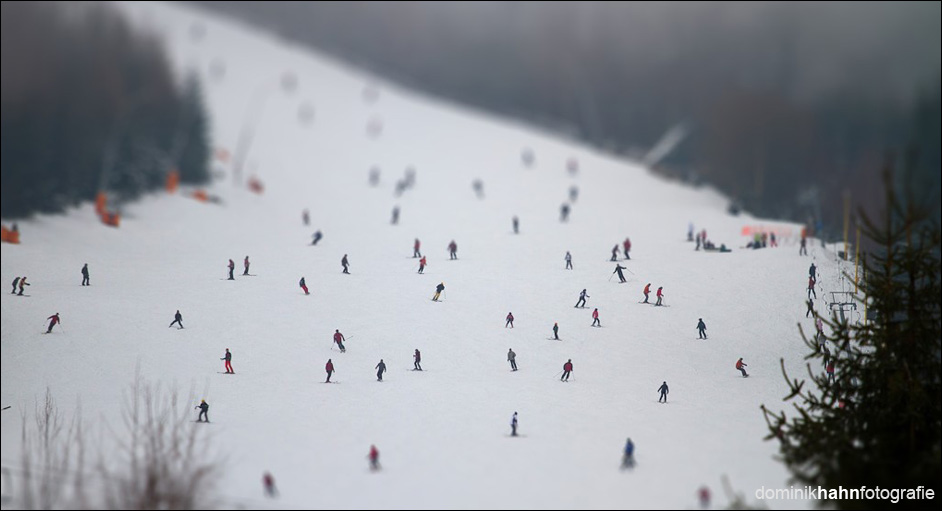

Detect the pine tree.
xmin=176 ymin=74 xmax=211 ymax=184
xmin=761 ymin=160 xmax=941 ymax=509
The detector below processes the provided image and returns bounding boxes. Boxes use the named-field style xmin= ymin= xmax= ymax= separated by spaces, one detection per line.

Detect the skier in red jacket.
xmin=418 ymin=256 xmax=427 ymax=274
xmin=325 ymin=359 xmax=335 ymax=382
xmin=368 ymin=445 xmax=380 ymax=471
xmin=227 ymin=259 xmax=235 ymax=280
xmin=656 ymin=286 xmax=665 ymax=306
xmin=643 ymin=283 xmax=651 ymax=303
xmin=448 ymin=240 xmax=458 ymax=260
xmin=592 ymin=308 xmax=600 ymax=327
xmin=333 ymin=330 xmax=346 ymax=353
xmin=561 ymin=359 xmax=573 ymax=381
xmin=45 ymin=313 xmax=60 ymax=334
xmin=623 ymin=238 xmax=631 ymax=260
xmin=414 ymin=238 xmax=421 ymax=258
xmin=736 ymin=357 xmax=748 ymax=378
xmin=243 ymin=256 xmax=250 ymax=276
xmin=505 ymin=312 xmax=514 ymax=328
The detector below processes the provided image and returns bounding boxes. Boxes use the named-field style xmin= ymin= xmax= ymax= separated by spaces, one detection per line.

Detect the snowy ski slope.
xmin=0 ymin=2 xmax=847 ymax=508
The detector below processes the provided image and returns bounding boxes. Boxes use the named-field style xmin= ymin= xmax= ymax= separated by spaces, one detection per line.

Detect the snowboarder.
xmin=513 ymin=216 xmax=519 ymax=234
xmin=413 ymin=238 xmax=421 ymax=258
xmin=227 ymin=259 xmax=235 ymax=280
xmin=736 ymin=357 xmax=749 ymax=377
xmin=806 ymin=298 xmax=814 ymax=318
xmin=611 ymin=244 xmax=619 ymax=261
xmin=448 ymin=240 xmax=458 ymax=260
xmin=18 ymin=276 xmax=29 ymax=296
xmin=622 ymin=438 xmax=635 ymax=469
xmin=169 ymin=310 xmax=184 ymax=329
xmin=508 ymin=348 xmax=517 ymax=371
xmin=433 ymin=282 xmax=445 ymax=301
xmin=221 ymin=348 xmax=233 ymax=374
xmin=333 ymin=330 xmax=346 ymax=353
xmin=807 ymin=276 xmax=816 ymax=299
xmin=325 ymin=359 xmax=335 ymax=382
xmin=12 ymin=276 xmax=20 ymax=294
xmin=561 ymin=359 xmax=573 ymax=381
xmin=195 ymin=399 xmax=209 ymax=422
xmin=391 ymin=206 xmax=400 ymax=225
xmin=311 ymin=230 xmax=323 ymax=245
xmin=299 ymin=277 xmax=309 ymax=295
xmin=826 ymin=360 xmax=835 ymax=384
xmin=553 ymin=322 xmax=559 ymax=340
xmin=614 ymin=264 xmax=627 ymax=283
xmin=655 ymin=286 xmax=664 ymax=306
xmin=45 ymin=313 xmax=60 ymax=334
xmin=592 ymin=308 xmax=601 ymax=327
xmin=560 ymin=203 xmax=570 ymax=222
xmin=623 ymin=238 xmax=632 ymax=260
xmin=81 ymin=263 xmax=90 ymax=286
xmin=302 ymin=209 xmax=310 ymax=226
xmin=418 ymin=256 xmax=427 ymax=274
xmin=799 ymin=235 xmax=808 ymax=256
xmin=243 ymin=256 xmax=250 ymax=276
xmin=505 ymin=312 xmax=514 ymax=328
xmin=697 ymin=318 xmax=707 ymax=339
xmin=263 ymin=472 xmax=277 ymax=498
xmin=565 ymin=251 xmax=572 ymax=270
xmin=375 ymin=359 xmax=387 ymax=381
xmin=658 ymin=381 xmax=669 ymax=403
xmin=368 ymin=445 xmax=380 ymax=471
xmin=575 ymin=289 xmax=589 ymax=308
xmin=643 ymin=283 xmax=651 ymax=303
xmin=342 ymin=254 xmax=350 ymax=274
xmin=510 ymin=412 xmax=518 ymax=436
xmin=413 ymin=349 xmax=422 ymax=371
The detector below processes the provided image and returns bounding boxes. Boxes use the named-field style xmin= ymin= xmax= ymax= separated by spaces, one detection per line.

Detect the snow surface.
xmin=1 ymin=2 xmax=851 ymax=508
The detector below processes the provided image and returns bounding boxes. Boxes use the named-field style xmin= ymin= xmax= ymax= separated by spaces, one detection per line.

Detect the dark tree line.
xmin=1 ymin=1 xmax=210 ymax=218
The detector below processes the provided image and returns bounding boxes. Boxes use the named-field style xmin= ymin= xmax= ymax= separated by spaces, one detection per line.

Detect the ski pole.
xmin=608 ymin=272 xmax=615 ymax=282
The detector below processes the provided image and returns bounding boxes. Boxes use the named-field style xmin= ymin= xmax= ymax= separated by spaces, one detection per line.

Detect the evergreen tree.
xmin=762 ymin=160 xmax=941 ymax=509
xmin=176 ymin=74 xmax=211 ymax=184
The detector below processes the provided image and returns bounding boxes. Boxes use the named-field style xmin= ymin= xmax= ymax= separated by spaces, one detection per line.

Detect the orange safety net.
xmin=100 ymin=211 xmax=120 ymax=227
xmin=95 ymin=192 xmax=107 ymax=216
xmin=192 ymin=189 xmax=209 ymax=202
xmin=1 ymin=226 xmax=20 ymax=244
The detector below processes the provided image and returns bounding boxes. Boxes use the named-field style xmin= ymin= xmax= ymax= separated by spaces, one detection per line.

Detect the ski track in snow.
xmin=0 ymin=2 xmax=848 ymax=508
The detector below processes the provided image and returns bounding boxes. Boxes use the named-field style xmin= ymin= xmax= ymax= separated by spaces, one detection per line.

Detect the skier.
xmin=81 ymin=263 xmax=90 ymax=286
xmin=375 ymin=359 xmax=387 ymax=381
xmin=815 ymin=316 xmax=825 ymax=342
xmin=575 ymin=289 xmax=589 ymax=308
xmin=448 ymin=240 xmax=458 ymax=260
xmin=418 ymin=256 xmax=427 ymax=274
xmin=591 ymin=308 xmax=601 ymax=327
xmin=736 ymin=357 xmax=749 ymax=377
xmin=18 ymin=276 xmax=29 ymax=296
xmin=698 ymin=486 xmax=711 ymax=509
xmin=391 ymin=206 xmax=399 ymax=225
xmin=770 ymin=232 xmax=778 ymax=247
xmin=623 ymin=238 xmax=631 ymax=260
xmin=565 ymin=251 xmax=572 ymax=270
xmin=561 ymin=359 xmax=573 ymax=381
xmin=325 ymin=359 xmax=335 ymax=382
xmin=658 ymin=381 xmax=669 ymax=403
xmin=695 ymin=232 xmax=701 ymax=251
xmin=302 ymin=209 xmax=310 ymax=226
xmin=45 ymin=313 xmax=60 ymax=334
xmin=195 ymin=399 xmax=209 ymax=422
xmin=553 ymin=322 xmax=559 ymax=340
xmin=687 ymin=223 xmax=694 ymax=242
xmin=510 ymin=412 xmax=519 ymax=436
xmin=799 ymin=235 xmax=808 ymax=256
xmin=614 ymin=264 xmax=627 ymax=283
xmin=369 ymin=167 xmax=380 ymax=186
xmin=807 ymin=276 xmax=816 ymax=299
xmin=227 ymin=259 xmax=235 ymax=280
xmin=311 ymin=230 xmax=323 ymax=245
xmin=12 ymin=276 xmax=20 ymax=294
xmin=611 ymin=244 xmax=619 ymax=262
xmin=413 ymin=349 xmax=422 ymax=371
xmin=169 ymin=310 xmax=184 ymax=329
xmin=826 ymin=360 xmax=835 ymax=384
xmin=368 ymin=445 xmax=380 ymax=471
xmin=806 ymin=298 xmax=814 ymax=318
xmin=569 ymin=185 xmax=579 ymax=202
xmin=433 ymin=282 xmax=445 ymax=301
xmin=341 ymin=254 xmax=350 ymax=274
xmin=697 ymin=318 xmax=707 ymax=339
xmin=243 ymin=256 xmax=250 ymax=276
xmin=472 ymin=180 xmax=484 ymax=199
xmin=622 ymin=438 xmax=635 ymax=469
xmin=263 ymin=472 xmax=277 ymax=498
xmin=560 ymin=203 xmax=570 ymax=222
xmin=221 ymin=348 xmax=233 ymax=374
xmin=413 ymin=238 xmax=421 ymax=258
xmin=507 ymin=348 xmax=517 ymax=371
xmin=643 ymin=283 xmax=651 ymax=303
xmin=299 ymin=277 xmax=309 ymax=295
xmin=513 ymin=216 xmax=519 ymax=234
xmin=333 ymin=330 xmax=346 ymax=353
xmin=809 ymin=262 xmax=817 ymax=280
xmin=505 ymin=312 xmax=514 ymax=328
xmin=655 ymin=286 xmax=664 ymax=306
